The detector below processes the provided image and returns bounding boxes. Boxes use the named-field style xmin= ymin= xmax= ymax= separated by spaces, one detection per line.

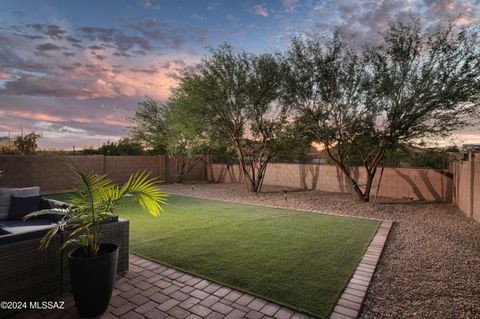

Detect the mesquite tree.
xmin=284 ymin=20 xmax=480 ymax=202
xmin=129 ymin=98 xmax=168 ymax=155
xmin=14 ymin=131 xmax=42 ymax=154
xmin=130 ymin=98 xmax=208 ymax=183
xmin=163 ymin=96 xmax=211 ymax=183
xmin=174 ymin=45 xmax=291 ymax=192
xmin=360 ymin=20 xmax=480 ymax=201
xmin=283 ymin=34 xmax=374 ymax=200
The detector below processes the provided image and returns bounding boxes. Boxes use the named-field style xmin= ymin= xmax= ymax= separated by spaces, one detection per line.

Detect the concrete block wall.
xmin=453 ymin=153 xmax=480 ymax=223
xmin=104 ymin=156 xmax=162 ymax=184
xmin=207 ymin=163 xmax=453 ymax=202
xmin=4 ymin=154 xmax=479 ymax=221
xmin=0 ymin=155 xmax=193 ymax=193
xmin=474 ymin=156 xmax=480 ymax=223
xmin=166 ymin=157 xmax=206 ymax=183
xmin=0 ymin=155 xmax=104 ymax=192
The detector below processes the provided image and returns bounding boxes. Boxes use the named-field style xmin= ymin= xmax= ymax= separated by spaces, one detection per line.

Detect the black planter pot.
xmin=68 ymin=243 xmax=119 ymax=317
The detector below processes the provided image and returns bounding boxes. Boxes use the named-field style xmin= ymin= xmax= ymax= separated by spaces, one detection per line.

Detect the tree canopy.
xmin=13 ymin=131 xmax=42 ymax=155
xmin=129 ymin=98 xmax=169 ymax=155
xmin=283 ymin=19 xmax=480 ymax=201
xmin=138 ymin=18 xmax=480 ymax=198
xmin=170 ymin=44 xmax=295 ymax=192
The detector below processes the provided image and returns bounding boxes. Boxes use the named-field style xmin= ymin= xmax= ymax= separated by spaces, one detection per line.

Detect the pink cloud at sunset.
xmin=0 ymin=0 xmax=478 ymax=148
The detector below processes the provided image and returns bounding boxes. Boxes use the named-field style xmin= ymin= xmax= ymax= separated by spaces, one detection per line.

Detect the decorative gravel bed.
xmin=160 ymin=183 xmax=480 ymax=319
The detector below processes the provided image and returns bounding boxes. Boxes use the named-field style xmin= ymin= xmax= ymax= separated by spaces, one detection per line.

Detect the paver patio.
xmin=13 ymin=254 xmax=315 ymax=319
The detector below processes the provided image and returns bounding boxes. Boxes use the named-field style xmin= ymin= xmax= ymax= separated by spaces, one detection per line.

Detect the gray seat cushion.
xmin=0 ymin=219 xmax=56 ymax=235
xmin=0 ymin=187 xmax=40 ymax=220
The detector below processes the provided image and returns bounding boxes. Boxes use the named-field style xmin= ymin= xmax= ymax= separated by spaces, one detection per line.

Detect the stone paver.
xmin=329 ymin=220 xmax=393 ymax=319
xmin=11 ymin=235 xmax=391 ymax=319
xmin=8 ymin=253 xmax=314 ymax=318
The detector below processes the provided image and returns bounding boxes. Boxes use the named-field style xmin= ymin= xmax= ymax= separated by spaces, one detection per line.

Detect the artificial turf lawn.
xmin=48 ymin=193 xmax=379 ymax=318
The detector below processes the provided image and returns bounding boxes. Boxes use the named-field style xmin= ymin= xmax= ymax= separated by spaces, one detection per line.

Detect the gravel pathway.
xmin=160 ymin=183 xmax=480 ymax=319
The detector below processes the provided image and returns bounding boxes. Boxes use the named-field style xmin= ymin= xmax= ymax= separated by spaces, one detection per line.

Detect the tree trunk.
xmin=338 ymin=161 xmax=367 ymax=201
xmin=373 ymin=164 xmax=385 ymax=204
xmin=174 ymin=155 xmax=206 ymax=184
xmin=174 ymin=157 xmax=185 ymax=183
xmin=232 ymin=140 xmax=259 ymax=192
xmin=325 ymin=145 xmax=366 ymax=201
xmin=361 ymin=148 xmax=385 ymax=202
xmin=323 ymin=145 xmax=389 ymax=203
xmin=323 ymin=143 xmax=387 ymax=203
xmin=363 ymin=174 xmax=373 ymax=202
xmin=231 ymin=139 xmax=270 ymax=193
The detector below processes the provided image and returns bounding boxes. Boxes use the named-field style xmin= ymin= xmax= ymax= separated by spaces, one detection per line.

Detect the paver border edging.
xmin=329 ymin=219 xmax=393 ymax=319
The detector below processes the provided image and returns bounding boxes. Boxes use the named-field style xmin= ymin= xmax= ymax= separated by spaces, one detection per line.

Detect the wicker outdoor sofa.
xmin=0 ymin=187 xmax=129 ymax=318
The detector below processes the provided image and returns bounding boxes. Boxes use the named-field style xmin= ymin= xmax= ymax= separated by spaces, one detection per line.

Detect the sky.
xmin=0 ymin=0 xmax=479 ymax=149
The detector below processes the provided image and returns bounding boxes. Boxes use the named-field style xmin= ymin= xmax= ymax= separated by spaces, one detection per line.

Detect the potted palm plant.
xmin=25 ymin=168 xmax=168 ymax=317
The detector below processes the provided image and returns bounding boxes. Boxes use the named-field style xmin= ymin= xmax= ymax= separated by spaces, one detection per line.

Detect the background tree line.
xmin=128 ymin=18 xmax=480 ymax=201
xmin=0 ymin=131 xmax=43 ymax=155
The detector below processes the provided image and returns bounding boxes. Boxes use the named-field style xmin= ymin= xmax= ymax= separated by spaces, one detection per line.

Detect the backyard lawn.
xmin=49 ymin=193 xmax=379 ymax=318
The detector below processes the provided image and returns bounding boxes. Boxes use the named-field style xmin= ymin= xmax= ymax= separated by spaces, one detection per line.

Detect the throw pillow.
xmin=7 ymin=195 xmax=42 ymax=220
xmin=0 ymin=187 xmax=40 ymax=220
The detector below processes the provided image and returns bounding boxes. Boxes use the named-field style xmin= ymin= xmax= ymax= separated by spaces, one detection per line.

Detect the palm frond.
xmin=60 ymin=238 xmax=81 ymax=251
xmin=23 ymin=208 xmax=69 ymax=221
xmin=117 ymin=171 xmax=169 ymax=217
xmin=39 ymin=224 xmax=61 ymax=250
xmin=71 ymin=169 xmax=115 ymax=206
xmin=33 ymin=167 xmax=167 ymax=256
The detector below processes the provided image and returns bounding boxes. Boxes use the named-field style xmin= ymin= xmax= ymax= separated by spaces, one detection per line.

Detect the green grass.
xmin=48 ymin=193 xmax=379 ymax=318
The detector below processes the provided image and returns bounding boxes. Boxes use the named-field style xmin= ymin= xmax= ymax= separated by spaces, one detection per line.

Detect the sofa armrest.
xmin=41 ymin=198 xmax=69 ymax=210
xmin=39 ymin=199 xmax=69 ymax=222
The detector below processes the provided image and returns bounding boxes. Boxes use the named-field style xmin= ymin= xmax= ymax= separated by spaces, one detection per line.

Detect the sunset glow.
xmin=0 ymin=0 xmax=479 ymax=148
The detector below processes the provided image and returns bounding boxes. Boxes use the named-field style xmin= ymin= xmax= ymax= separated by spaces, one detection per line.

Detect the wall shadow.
xmin=298 ymin=164 xmax=320 ymax=190
xmin=392 ymin=168 xmax=429 ymax=201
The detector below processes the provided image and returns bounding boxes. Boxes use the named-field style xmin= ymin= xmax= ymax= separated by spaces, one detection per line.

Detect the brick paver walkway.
xmin=14 ymin=254 xmax=313 ymax=319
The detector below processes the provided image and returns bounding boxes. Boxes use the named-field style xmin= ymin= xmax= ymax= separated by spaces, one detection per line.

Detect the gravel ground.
xmin=159 ymin=182 xmax=480 ymax=319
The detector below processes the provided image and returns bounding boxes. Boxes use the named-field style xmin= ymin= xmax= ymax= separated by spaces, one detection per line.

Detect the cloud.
xmin=455 ymin=17 xmax=474 ymax=25
xmin=0 ymin=75 xmax=93 ymax=99
xmin=0 ymin=95 xmax=137 ymax=148
xmin=0 ymin=72 xmax=12 ymax=80
xmin=138 ymin=0 xmax=160 ymax=10
xmin=0 ymin=15 xmax=206 ymax=148
xmin=13 ymin=33 xmax=44 ymax=40
xmin=13 ymin=10 xmax=25 ymax=17
xmin=128 ymin=65 xmax=159 ymax=75
xmin=65 ymin=36 xmax=82 ymax=44
xmin=252 ymin=4 xmax=269 ymax=17
xmin=36 ymin=42 xmax=64 ymax=52
xmin=127 ymin=19 xmax=193 ymax=51
xmin=57 ymin=125 xmax=87 ymax=134
xmin=0 ymin=44 xmax=51 ymax=73
xmin=29 ymin=121 xmax=122 ymax=149
xmin=93 ymin=53 xmax=106 ymax=60
xmin=282 ymin=0 xmax=299 ymax=12
xmin=191 ymin=13 xmax=204 ymax=21
xmin=207 ymin=2 xmax=220 ymax=11
xmin=297 ymin=0 xmax=480 ymax=46
xmin=226 ymin=14 xmax=238 ymax=23
xmin=0 ymin=49 xmax=199 ymax=100
xmin=27 ymin=23 xmax=66 ymax=39
xmin=78 ymin=26 xmax=154 ymax=53
xmin=0 ymin=110 xmax=65 ymax=122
